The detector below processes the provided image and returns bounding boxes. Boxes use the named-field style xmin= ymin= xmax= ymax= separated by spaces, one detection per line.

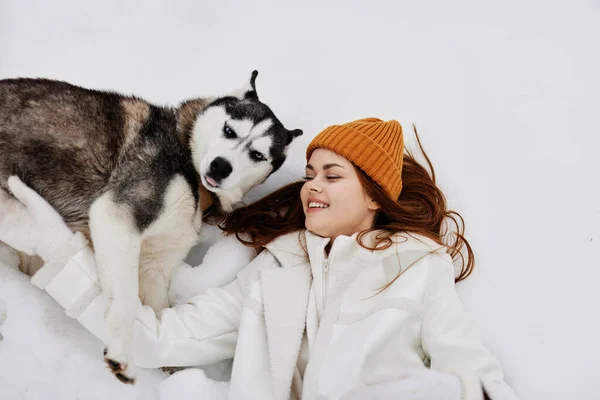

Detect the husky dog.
xmin=0 ymin=71 xmax=302 ymax=383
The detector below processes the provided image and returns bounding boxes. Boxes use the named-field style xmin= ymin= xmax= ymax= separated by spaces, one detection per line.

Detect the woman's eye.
xmin=223 ymin=125 xmax=237 ymax=139
xmin=302 ymin=175 xmax=338 ymax=181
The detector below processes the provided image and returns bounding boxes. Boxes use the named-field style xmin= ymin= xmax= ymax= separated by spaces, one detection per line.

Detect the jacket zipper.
xmin=322 ymin=239 xmax=337 ymax=313
xmin=322 ymin=257 xmax=329 ymax=313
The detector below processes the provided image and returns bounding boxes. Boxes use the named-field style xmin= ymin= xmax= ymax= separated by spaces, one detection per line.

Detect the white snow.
xmin=1 ymin=1 xmax=600 ymax=399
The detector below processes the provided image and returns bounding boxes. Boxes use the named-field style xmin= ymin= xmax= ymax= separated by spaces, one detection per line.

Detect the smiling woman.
xmin=221 ymin=118 xmax=513 ymax=398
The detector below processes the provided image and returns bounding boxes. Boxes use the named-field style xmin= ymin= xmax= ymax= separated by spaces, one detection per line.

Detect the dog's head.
xmin=190 ymin=71 xmax=303 ymax=212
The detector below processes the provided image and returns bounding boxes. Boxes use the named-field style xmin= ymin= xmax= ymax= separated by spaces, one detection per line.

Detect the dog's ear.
xmin=229 ymin=70 xmax=259 ymax=101
xmin=285 ymin=128 xmax=303 ymax=145
xmin=246 ymin=70 xmax=259 ymax=100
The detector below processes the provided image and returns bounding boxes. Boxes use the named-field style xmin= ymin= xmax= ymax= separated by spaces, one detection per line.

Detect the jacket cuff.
xmin=31 ymin=231 xmax=102 ymax=318
xmin=31 ymin=231 xmax=89 ymax=290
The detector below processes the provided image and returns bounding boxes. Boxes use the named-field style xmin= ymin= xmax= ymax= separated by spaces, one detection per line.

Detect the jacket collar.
xmin=259 ymin=263 xmax=311 ymax=400
xmin=259 ymin=230 xmax=383 ymax=398
xmin=261 ymin=231 xmax=310 ymax=399
xmin=264 ymin=230 xmax=307 ymax=268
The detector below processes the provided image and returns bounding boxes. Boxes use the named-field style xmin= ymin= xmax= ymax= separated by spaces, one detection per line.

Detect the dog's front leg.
xmin=89 ymin=193 xmax=141 ymax=384
xmin=138 ymin=240 xmax=193 ymax=312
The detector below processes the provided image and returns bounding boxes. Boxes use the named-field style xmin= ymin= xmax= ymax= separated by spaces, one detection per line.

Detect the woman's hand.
xmin=0 ymin=176 xmax=74 ymax=261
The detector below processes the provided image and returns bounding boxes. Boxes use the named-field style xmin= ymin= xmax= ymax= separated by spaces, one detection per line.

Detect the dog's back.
xmin=0 ymin=78 xmax=165 ymax=225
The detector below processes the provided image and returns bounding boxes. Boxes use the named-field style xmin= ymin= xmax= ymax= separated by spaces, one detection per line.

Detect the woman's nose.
xmin=307 ymin=179 xmax=322 ymax=193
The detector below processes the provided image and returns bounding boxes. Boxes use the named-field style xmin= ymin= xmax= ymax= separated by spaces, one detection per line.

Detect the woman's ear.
xmin=368 ymin=198 xmax=381 ymax=211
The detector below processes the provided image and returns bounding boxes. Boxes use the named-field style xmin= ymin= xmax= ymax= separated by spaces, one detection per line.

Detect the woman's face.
xmin=300 ymin=148 xmax=380 ymax=241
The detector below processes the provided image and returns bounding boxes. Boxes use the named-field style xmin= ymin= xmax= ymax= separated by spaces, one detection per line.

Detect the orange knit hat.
xmin=306 ymin=117 xmax=404 ymax=200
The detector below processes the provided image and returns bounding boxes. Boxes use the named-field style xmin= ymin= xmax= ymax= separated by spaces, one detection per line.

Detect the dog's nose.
xmin=208 ymin=157 xmax=233 ymax=182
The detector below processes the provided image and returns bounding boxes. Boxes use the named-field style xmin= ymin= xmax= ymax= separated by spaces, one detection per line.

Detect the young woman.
xmin=0 ymin=118 xmax=517 ymax=400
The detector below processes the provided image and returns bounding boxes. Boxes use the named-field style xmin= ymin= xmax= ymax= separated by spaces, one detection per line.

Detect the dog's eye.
xmin=250 ymin=150 xmax=267 ymax=162
xmin=223 ymin=124 xmax=237 ymax=139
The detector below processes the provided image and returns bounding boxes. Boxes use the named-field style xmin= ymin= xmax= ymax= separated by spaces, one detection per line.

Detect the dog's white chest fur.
xmin=90 ymin=174 xmax=203 ymax=314
xmin=143 ymin=175 xmax=203 ymax=243
xmin=137 ymin=175 xmax=204 ymax=308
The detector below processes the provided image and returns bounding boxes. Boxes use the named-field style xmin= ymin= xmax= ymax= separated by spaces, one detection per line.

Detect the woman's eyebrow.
xmin=305 ymin=163 xmax=344 ymax=170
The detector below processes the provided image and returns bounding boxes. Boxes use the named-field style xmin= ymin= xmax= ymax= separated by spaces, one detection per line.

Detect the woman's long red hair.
xmin=220 ymin=126 xmax=474 ymax=283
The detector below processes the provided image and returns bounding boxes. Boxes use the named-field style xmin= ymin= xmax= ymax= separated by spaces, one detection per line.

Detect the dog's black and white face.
xmin=190 ymin=71 xmax=302 ymax=211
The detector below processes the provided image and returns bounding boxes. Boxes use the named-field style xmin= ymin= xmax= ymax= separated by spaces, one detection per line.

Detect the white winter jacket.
xmin=31 ymin=229 xmax=517 ymax=400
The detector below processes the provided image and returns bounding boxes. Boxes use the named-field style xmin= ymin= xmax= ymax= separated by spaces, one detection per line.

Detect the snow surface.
xmin=1 ymin=1 xmax=600 ymax=399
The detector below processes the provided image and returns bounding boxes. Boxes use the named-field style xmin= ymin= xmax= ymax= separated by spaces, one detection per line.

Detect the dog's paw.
xmin=103 ymin=347 xmax=136 ymax=385
xmin=161 ymin=366 xmax=185 ymax=375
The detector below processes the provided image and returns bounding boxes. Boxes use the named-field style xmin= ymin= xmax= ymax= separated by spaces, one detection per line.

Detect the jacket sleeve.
xmin=29 ymin=231 xmax=272 ymax=369
xmin=420 ymin=252 xmax=519 ymax=400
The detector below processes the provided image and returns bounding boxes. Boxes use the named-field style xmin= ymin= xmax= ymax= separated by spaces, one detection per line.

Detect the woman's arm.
xmin=421 ymin=253 xmax=519 ymax=400
xmin=40 ymin=233 xmax=271 ymax=368
xmin=0 ymin=176 xmax=268 ymax=368
xmin=43 ymin=233 xmax=247 ymax=368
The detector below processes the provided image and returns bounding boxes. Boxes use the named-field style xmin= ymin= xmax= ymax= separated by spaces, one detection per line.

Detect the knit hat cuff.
xmin=306 ymin=125 xmax=403 ymax=200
